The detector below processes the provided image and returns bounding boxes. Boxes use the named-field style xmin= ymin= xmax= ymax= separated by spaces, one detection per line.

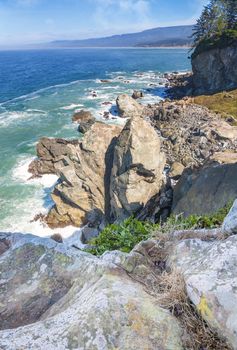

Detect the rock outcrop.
xmin=72 ymin=110 xmax=96 ymax=134
xmin=28 ymin=138 xmax=79 ymax=177
xmin=192 ymin=42 xmax=237 ymax=95
xmin=170 ymin=234 xmax=237 ymax=349
xmin=0 ymin=232 xmax=184 ymax=350
xmin=30 ymin=113 xmax=168 ymax=228
xmin=172 ymin=152 xmax=237 ymax=216
xmin=116 ymin=94 xmax=144 ymax=118
xmin=110 ymin=116 xmax=166 ymax=221
xmin=46 ymin=122 xmax=122 ymax=228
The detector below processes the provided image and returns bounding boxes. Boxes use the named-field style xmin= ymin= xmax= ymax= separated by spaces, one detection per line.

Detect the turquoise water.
xmin=0 ymin=48 xmax=191 ymax=236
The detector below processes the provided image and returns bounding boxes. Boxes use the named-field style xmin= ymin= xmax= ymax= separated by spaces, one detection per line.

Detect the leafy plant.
xmin=86 ymin=203 xmax=232 ymax=256
xmin=86 ymin=217 xmax=158 ymax=256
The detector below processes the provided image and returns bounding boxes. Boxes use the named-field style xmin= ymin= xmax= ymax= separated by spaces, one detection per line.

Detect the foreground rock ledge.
xmin=0 ymin=232 xmax=183 ymax=350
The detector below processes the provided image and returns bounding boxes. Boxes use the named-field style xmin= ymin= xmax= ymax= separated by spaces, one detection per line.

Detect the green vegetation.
xmin=192 ymin=0 xmax=237 ymax=57
xmin=193 ymin=89 xmax=237 ymax=122
xmin=86 ymin=217 xmax=159 ymax=256
xmin=86 ymin=203 xmax=232 ymax=256
xmin=192 ymin=29 xmax=237 ymax=57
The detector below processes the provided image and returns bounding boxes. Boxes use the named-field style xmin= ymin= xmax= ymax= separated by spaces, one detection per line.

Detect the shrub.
xmin=86 ymin=217 xmax=158 ymax=256
xmin=86 ymin=203 xmax=232 ymax=256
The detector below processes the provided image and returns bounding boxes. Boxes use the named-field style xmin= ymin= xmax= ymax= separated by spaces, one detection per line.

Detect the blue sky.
xmin=0 ymin=0 xmax=209 ymax=45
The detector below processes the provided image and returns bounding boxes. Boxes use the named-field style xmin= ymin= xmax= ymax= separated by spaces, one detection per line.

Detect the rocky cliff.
xmin=192 ymin=41 xmax=237 ymax=95
xmin=3 ymin=90 xmax=237 ymax=349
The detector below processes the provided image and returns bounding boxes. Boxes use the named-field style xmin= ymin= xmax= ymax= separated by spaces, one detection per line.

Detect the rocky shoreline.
xmin=28 ymin=91 xmax=237 ymax=232
xmin=1 ymin=55 xmax=237 ymax=348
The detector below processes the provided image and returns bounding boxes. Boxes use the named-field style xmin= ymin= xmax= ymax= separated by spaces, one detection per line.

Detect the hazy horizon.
xmin=0 ymin=0 xmax=208 ymax=47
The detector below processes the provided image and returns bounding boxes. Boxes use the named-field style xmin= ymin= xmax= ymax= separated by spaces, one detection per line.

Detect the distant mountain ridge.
xmin=49 ymin=25 xmax=194 ymax=48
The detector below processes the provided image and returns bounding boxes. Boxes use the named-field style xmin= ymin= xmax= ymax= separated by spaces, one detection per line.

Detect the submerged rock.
xmin=110 ymin=116 xmax=166 ymax=221
xmin=0 ymin=232 xmax=184 ymax=350
xmin=132 ymin=90 xmax=144 ymax=99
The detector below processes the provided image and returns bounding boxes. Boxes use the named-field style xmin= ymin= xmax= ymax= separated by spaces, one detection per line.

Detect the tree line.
xmin=193 ymin=0 xmax=237 ymax=46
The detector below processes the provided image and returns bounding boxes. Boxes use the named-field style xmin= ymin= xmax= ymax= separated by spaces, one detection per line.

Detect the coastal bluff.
xmin=192 ymin=41 xmax=237 ymax=95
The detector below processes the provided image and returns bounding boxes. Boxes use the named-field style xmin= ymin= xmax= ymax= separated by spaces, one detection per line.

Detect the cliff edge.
xmin=192 ymin=41 xmax=237 ymax=95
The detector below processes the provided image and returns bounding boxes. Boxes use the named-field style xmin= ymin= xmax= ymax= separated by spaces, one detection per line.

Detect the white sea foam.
xmin=12 ymin=155 xmax=59 ymax=187
xmin=0 ymin=111 xmax=34 ymax=127
xmin=60 ymin=103 xmax=84 ymax=110
xmin=4 ymin=155 xmax=79 ymax=238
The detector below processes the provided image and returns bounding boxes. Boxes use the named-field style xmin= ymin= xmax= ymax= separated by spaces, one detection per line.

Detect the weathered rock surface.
xmin=116 ymin=94 xmax=144 ymax=118
xmin=30 ymin=114 xmax=167 ymax=227
xmin=192 ymin=42 xmax=237 ymax=94
xmin=110 ymin=116 xmax=166 ymax=221
xmin=172 ymin=152 xmax=237 ymax=216
xmin=170 ymin=234 xmax=237 ymax=349
xmin=0 ymin=232 xmax=184 ymax=350
xmin=46 ymin=122 xmax=122 ymax=228
xmin=72 ymin=110 xmax=96 ymax=134
xmin=28 ymin=138 xmax=79 ymax=177
xmin=222 ymin=199 xmax=237 ymax=235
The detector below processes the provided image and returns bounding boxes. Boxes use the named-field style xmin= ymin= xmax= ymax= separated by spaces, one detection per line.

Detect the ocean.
xmin=0 ymin=48 xmax=191 ymax=237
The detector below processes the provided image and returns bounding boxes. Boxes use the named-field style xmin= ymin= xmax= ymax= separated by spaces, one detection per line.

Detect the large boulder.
xmin=169 ymin=234 xmax=237 ymax=349
xmin=192 ymin=42 xmax=237 ymax=94
xmin=116 ymin=94 xmax=144 ymax=118
xmin=0 ymin=232 xmax=184 ymax=350
xmin=172 ymin=152 xmax=237 ymax=216
xmin=110 ymin=116 xmax=166 ymax=221
xmin=46 ymin=122 xmax=122 ymax=228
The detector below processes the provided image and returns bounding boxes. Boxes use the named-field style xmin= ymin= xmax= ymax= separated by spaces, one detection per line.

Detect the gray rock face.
xmin=46 ymin=122 xmax=122 ymax=228
xmin=116 ymin=94 xmax=144 ymax=118
xmin=28 ymin=137 xmax=79 ymax=177
xmin=30 ymin=114 xmax=166 ymax=227
xmin=0 ymin=232 xmax=184 ymax=350
xmin=222 ymin=199 xmax=237 ymax=235
xmin=192 ymin=42 xmax=237 ymax=94
xmin=172 ymin=154 xmax=237 ymax=217
xmin=110 ymin=116 xmax=166 ymax=221
xmin=169 ymin=235 xmax=237 ymax=349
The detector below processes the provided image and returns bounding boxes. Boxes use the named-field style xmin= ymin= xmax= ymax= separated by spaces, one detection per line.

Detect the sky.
xmin=0 ymin=0 xmax=209 ymax=46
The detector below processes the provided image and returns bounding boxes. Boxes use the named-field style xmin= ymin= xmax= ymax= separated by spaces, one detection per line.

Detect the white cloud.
xmin=90 ymin=0 xmax=155 ymax=34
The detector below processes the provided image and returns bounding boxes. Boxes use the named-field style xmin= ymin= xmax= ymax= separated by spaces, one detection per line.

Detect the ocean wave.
xmin=0 ymin=79 xmax=92 ymax=107
xmin=0 ymin=111 xmax=34 ymax=127
xmin=12 ymin=155 xmax=59 ymax=187
xmin=60 ymin=103 xmax=84 ymax=110
xmin=0 ymin=191 xmax=80 ymax=239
